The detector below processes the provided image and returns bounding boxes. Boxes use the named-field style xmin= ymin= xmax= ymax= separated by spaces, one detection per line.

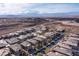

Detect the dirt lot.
xmin=0 ymin=20 xmax=36 ymax=36
xmin=0 ymin=18 xmax=48 ymax=36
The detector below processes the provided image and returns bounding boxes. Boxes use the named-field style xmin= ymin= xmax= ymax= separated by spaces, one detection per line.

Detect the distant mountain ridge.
xmin=0 ymin=12 xmax=79 ymax=18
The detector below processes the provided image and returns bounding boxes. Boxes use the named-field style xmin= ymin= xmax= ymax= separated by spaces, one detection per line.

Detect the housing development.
xmin=0 ymin=17 xmax=79 ymax=56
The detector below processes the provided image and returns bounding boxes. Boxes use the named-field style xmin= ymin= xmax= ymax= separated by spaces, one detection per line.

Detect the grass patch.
xmin=45 ymin=48 xmax=50 ymax=53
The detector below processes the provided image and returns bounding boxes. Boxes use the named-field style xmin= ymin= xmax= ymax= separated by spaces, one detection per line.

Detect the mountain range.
xmin=0 ymin=12 xmax=79 ymax=18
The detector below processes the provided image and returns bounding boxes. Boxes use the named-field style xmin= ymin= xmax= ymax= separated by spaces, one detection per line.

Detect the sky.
xmin=0 ymin=3 xmax=79 ymax=15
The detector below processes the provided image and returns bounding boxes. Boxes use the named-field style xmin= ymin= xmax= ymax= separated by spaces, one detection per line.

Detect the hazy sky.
xmin=0 ymin=3 xmax=79 ymax=15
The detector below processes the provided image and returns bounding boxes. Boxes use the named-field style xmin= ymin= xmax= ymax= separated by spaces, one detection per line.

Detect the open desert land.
xmin=0 ymin=18 xmax=47 ymax=36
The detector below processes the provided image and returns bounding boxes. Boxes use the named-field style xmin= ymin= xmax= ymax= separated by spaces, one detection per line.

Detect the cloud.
xmin=0 ymin=3 xmax=34 ymax=15
xmin=0 ymin=3 xmax=79 ymax=15
xmin=31 ymin=3 xmax=79 ymax=13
